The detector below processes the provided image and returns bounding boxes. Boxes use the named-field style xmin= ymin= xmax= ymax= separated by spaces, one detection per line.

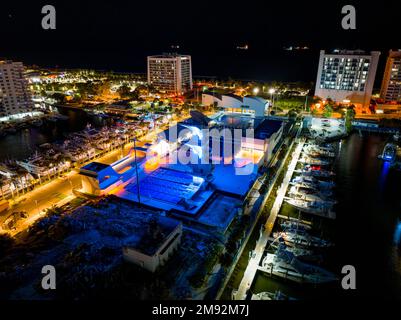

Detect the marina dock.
xmin=233 ymin=138 xmax=305 ymax=300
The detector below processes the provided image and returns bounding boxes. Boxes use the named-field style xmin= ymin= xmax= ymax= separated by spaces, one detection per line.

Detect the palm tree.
xmin=0 ymin=181 xmax=5 ymax=200
xmin=15 ymin=168 xmax=28 ymax=194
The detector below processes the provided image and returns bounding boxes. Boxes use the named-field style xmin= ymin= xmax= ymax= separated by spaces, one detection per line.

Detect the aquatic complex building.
xmin=79 ymin=114 xmax=284 ymax=216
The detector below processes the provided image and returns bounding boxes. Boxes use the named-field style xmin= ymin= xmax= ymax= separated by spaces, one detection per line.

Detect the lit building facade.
xmin=147 ymin=54 xmax=192 ymax=95
xmin=202 ymin=92 xmax=268 ymax=117
xmin=0 ymin=60 xmax=33 ymax=117
xmin=380 ymin=50 xmax=401 ymax=102
xmin=315 ymin=50 xmax=380 ymax=109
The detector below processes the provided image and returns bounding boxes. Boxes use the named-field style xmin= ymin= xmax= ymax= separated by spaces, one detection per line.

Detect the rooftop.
xmin=148 ymin=53 xmax=191 ymax=59
xmin=223 ymin=93 xmax=243 ymax=102
xmin=125 ymin=215 xmax=181 ymax=256
xmin=254 ymin=119 xmax=284 ymax=139
xmin=81 ymin=162 xmax=110 ymax=173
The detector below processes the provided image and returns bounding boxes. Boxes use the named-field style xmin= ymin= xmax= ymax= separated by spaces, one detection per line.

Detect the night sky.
xmin=1 ymin=0 xmax=400 ymax=82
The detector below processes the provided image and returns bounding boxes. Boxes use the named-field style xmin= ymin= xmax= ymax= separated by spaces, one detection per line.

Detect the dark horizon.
xmin=1 ymin=1 xmax=401 ymax=83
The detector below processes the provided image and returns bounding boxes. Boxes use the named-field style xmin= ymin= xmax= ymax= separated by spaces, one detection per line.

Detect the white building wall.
xmin=147 ymin=55 xmax=192 ymax=95
xmin=243 ymin=97 xmax=267 ymax=117
xmin=221 ymin=95 xmax=243 ymax=109
xmin=201 ymin=93 xmax=220 ymax=106
xmin=202 ymin=94 xmax=267 ymax=116
xmin=123 ymin=223 xmax=182 ymax=273
xmin=314 ymin=50 xmax=380 ymax=108
xmin=0 ymin=60 xmax=33 ymax=117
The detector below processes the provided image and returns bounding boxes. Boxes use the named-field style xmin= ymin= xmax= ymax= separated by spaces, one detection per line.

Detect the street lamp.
xmin=132 ymin=138 xmax=141 ymax=206
xmin=268 ymin=88 xmax=275 ymax=112
xmin=68 ymin=179 xmax=73 ymax=192
xmin=35 ymin=200 xmax=39 ymax=215
xmin=253 ymin=87 xmax=260 ymax=95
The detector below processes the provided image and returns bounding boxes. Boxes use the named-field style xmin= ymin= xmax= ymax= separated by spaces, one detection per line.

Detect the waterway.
xmin=2 ymin=113 xmax=401 ymax=299
xmin=251 ymin=132 xmax=401 ymax=299
xmin=0 ymin=107 xmax=112 ymax=162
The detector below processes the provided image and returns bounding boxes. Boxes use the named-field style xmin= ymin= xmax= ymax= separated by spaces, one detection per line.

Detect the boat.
xmin=251 ymin=290 xmax=295 ymax=301
xmin=284 ymin=198 xmax=336 ymax=219
xmin=298 ymin=156 xmax=331 ymax=166
xmin=288 ymin=186 xmax=336 ymax=204
xmin=271 ymin=241 xmax=324 ymax=263
xmin=306 ymin=143 xmax=335 ymax=152
xmin=292 ymin=175 xmax=335 ymax=189
xmin=290 ymin=180 xmax=324 ymax=192
xmin=303 ymin=145 xmax=336 ymax=158
xmin=273 ymin=231 xmax=333 ymax=249
xmin=378 ymin=143 xmax=397 ymax=162
xmin=16 ymin=152 xmax=54 ymax=176
xmin=280 ymin=220 xmax=312 ymax=232
xmin=259 ymin=247 xmax=338 ymax=284
xmin=297 ymin=165 xmax=336 ymax=178
xmin=289 ymin=183 xmax=333 ymax=197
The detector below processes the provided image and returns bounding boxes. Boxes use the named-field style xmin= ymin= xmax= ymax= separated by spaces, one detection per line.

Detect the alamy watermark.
xmin=41 ymin=5 xmax=56 ymax=30
xmin=41 ymin=265 xmax=56 ymax=290
xmin=341 ymin=5 xmax=356 ymax=30
xmin=145 ymin=126 xmax=258 ymax=176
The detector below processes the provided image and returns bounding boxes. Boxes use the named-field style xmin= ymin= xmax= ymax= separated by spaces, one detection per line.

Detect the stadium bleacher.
xmin=125 ymin=168 xmax=203 ymax=205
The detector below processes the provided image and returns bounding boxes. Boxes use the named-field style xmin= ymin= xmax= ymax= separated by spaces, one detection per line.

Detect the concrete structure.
xmin=79 ymin=144 xmax=213 ymax=215
xmin=254 ymin=119 xmax=284 ymax=161
xmin=202 ymin=92 xmax=268 ymax=117
xmin=315 ymin=50 xmax=380 ymax=109
xmin=0 ymin=60 xmax=33 ymax=117
xmin=380 ymin=50 xmax=401 ymax=102
xmin=123 ymin=217 xmax=182 ymax=273
xmin=147 ymin=53 xmax=192 ymax=95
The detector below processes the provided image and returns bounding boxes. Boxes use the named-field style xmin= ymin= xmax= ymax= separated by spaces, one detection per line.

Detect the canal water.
xmin=251 ymin=132 xmax=401 ymax=299
xmin=0 ymin=107 xmax=111 ymax=162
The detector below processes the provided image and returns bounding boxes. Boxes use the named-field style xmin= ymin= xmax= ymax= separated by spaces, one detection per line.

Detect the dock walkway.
xmin=233 ymin=138 xmax=305 ymax=300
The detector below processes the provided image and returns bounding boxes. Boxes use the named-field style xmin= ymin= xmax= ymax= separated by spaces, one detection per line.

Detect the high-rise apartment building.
xmin=147 ymin=54 xmax=192 ymax=95
xmin=315 ymin=50 xmax=380 ymax=108
xmin=380 ymin=50 xmax=401 ymax=102
xmin=0 ymin=59 xmax=33 ymax=117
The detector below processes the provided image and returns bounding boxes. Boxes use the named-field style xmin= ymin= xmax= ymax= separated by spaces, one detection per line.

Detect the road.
xmin=0 ymin=145 xmax=129 ymax=235
xmin=233 ymin=138 xmax=305 ymax=300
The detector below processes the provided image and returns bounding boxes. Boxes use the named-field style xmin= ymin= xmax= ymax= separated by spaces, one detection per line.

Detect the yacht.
xmin=16 ymin=153 xmax=53 ymax=177
xmin=273 ymin=231 xmax=333 ymax=249
xmin=284 ymin=198 xmax=336 ymax=219
xmin=303 ymin=145 xmax=335 ymax=158
xmin=297 ymin=165 xmax=335 ymax=178
xmin=298 ymin=156 xmax=331 ymax=166
xmin=260 ymin=247 xmax=338 ymax=284
xmin=271 ymin=241 xmax=314 ymax=256
xmin=292 ymin=175 xmax=335 ymax=189
xmin=378 ymin=143 xmax=397 ymax=162
xmin=305 ymin=143 xmax=335 ymax=152
xmin=280 ymin=220 xmax=312 ymax=232
xmin=251 ymin=290 xmax=295 ymax=301
xmin=288 ymin=186 xmax=336 ymax=204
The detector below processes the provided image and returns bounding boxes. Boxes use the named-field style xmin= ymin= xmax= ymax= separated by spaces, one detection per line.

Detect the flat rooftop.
xmin=81 ymin=162 xmax=110 ymax=173
xmin=125 ymin=215 xmax=181 ymax=256
xmin=255 ymin=119 xmax=283 ymax=139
